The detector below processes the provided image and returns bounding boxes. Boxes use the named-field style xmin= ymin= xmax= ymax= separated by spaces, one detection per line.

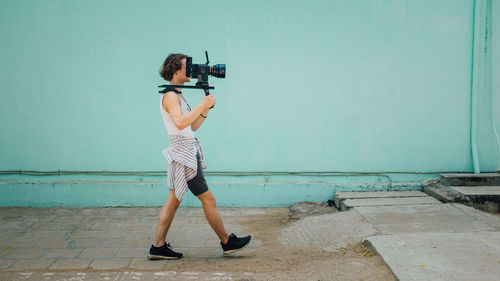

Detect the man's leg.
xmin=197 ymin=190 xmax=229 ymax=244
xmin=153 ymin=189 xmax=180 ymax=247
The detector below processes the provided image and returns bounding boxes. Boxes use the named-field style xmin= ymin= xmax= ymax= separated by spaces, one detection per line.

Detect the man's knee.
xmin=200 ymin=192 xmax=216 ymax=207
xmin=171 ymin=199 xmax=180 ymax=209
xmin=167 ymin=192 xmax=181 ymax=209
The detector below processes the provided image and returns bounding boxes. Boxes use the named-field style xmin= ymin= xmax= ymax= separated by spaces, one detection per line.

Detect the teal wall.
xmin=0 ymin=0 xmax=495 ymax=207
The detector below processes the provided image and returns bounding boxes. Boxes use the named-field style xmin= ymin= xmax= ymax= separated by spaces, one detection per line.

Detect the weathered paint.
xmin=0 ymin=0 xmax=496 ymax=206
xmin=493 ymin=0 xmax=500 ymax=172
xmin=471 ymin=0 xmax=499 ymax=173
xmin=0 ymin=176 xmax=425 ymax=207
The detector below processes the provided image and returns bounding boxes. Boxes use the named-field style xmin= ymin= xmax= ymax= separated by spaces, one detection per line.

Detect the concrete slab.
xmin=423 ymin=181 xmax=460 ymax=202
xmin=449 ymin=186 xmax=500 ymax=195
xmin=334 ymin=191 xmax=428 ymax=207
xmin=358 ymin=207 xmax=467 ymax=225
xmin=364 ymin=232 xmax=500 ymax=281
xmin=355 ymin=203 xmax=458 ymax=215
xmin=451 ymin=203 xmax=500 ymax=230
xmin=356 ymin=203 xmax=496 ymax=234
xmin=439 ymin=173 xmax=500 ymax=186
xmin=373 ymin=219 xmax=494 ymax=234
xmin=342 ymin=197 xmax=441 ymax=210
xmin=424 ymin=181 xmax=500 ymax=212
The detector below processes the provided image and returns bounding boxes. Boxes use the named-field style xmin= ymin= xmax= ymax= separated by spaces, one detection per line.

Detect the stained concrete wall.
xmin=0 ymin=0 xmax=489 ymax=206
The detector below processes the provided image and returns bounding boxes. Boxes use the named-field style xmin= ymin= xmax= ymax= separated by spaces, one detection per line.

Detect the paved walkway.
xmin=3 ymin=196 xmax=500 ymax=281
xmin=0 ymin=207 xmax=262 ymax=272
xmin=0 ymin=271 xmax=264 ymax=280
xmin=1 ymin=204 xmax=401 ymax=281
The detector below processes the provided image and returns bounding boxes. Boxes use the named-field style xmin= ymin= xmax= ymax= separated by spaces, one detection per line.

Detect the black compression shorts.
xmin=186 ymin=152 xmax=209 ymax=196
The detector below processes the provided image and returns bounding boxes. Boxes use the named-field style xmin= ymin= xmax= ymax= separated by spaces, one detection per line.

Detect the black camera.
xmin=159 ymin=51 xmax=225 ymax=97
xmin=186 ymin=53 xmax=225 ymax=82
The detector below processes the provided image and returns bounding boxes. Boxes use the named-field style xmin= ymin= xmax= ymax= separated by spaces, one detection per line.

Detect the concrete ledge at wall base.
xmin=423 ymin=175 xmax=500 ymax=213
xmin=438 ymin=173 xmax=500 ymax=186
xmin=0 ymin=179 xmax=423 ymax=207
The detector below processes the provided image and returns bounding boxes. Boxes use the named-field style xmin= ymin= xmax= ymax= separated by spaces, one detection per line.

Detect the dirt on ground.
xmin=160 ymin=202 xmax=397 ymax=281
xmin=0 ymin=203 xmax=397 ymax=280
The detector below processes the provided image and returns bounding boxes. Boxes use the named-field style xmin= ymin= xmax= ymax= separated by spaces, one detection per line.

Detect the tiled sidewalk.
xmin=0 ymin=271 xmax=265 ymax=280
xmin=0 ymin=207 xmax=263 ymax=271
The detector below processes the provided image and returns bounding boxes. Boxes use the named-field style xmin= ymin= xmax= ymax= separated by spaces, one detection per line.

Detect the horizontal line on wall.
xmin=0 ymin=170 xmax=466 ymax=176
xmin=0 ymin=180 xmax=423 ymax=186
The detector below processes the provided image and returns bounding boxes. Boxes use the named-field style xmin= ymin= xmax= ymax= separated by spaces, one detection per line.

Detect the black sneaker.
xmin=147 ymin=242 xmax=183 ymax=260
xmin=220 ymin=233 xmax=252 ymax=255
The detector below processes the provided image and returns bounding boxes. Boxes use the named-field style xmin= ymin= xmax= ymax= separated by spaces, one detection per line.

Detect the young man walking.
xmin=148 ymin=53 xmax=251 ymax=260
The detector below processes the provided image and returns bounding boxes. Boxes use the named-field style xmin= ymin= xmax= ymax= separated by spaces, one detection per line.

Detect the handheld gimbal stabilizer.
xmin=158 ymin=51 xmax=225 ymax=108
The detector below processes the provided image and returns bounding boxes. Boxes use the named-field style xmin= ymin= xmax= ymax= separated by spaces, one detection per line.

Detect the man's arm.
xmin=191 ymin=107 xmax=210 ymax=131
xmin=162 ymin=92 xmax=214 ymax=130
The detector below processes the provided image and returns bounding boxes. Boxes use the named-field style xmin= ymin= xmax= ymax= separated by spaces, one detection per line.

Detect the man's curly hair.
xmin=159 ymin=53 xmax=187 ymax=81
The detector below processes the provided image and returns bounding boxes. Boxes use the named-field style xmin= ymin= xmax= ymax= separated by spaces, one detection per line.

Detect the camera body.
xmin=186 ymin=53 xmax=225 ymax=86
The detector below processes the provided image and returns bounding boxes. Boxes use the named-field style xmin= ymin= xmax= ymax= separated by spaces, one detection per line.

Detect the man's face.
xmin=176 ymin=58 xmax=191 ymax=83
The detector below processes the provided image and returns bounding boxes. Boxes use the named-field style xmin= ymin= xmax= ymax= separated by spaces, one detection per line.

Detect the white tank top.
xmin=160 ymin=93 xmax=195 ymax=138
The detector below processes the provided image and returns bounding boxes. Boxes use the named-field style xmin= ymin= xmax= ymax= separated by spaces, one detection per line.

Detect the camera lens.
xmin=210 ymin=64 xmax=225 ymax=78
